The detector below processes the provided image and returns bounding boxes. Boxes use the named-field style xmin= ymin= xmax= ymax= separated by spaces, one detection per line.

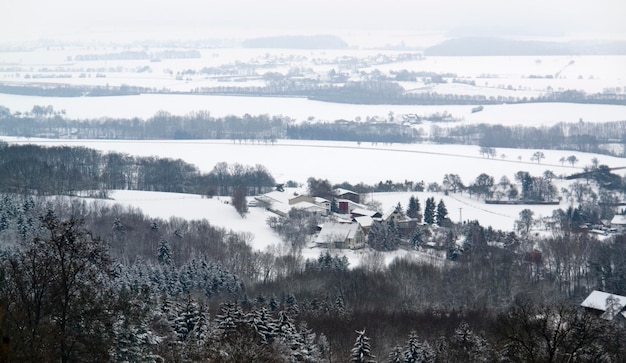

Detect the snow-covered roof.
xmin=581 ymin=290 xmax=626 ymax=320
xmin=315 ymin=222 xmax=359 ymax=244
xmin=351 ymin=208 xmax=380 ymax=217
xmin=335 ymin=188 xmax=358 ymax=196
xmin=257 ymin=190 xmax=292 ymax=205
xmin=610 ymin=215 xmax=626 ymax=225
xmin=381 ymin=206 xmax=406 ymax=221
xmin=354 ymin=215 xmax=374 ymax=228
xmin=292 ymin=202 xmax=327 ymax=213
xmin=314 ymin=197 xmax=330 ymax=204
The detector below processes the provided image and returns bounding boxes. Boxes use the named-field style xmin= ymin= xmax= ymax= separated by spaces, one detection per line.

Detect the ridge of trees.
xmin=4 ymin=104 xmax=626 ymax=156
xmin=2 ymin=79 xmax=624 ymax=105
xmin=0 ymin=143 xmax=275 ymax=197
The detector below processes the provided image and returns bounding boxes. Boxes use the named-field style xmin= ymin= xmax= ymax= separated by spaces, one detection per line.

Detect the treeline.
xmin=193 ymin=80 xmax=626 ymax=106
xmin=0 ymin=142 xmax=275 ymax=197
xmin=0 ymin=108 xmax=420 ymax=144
xmin=4 ymin=104 xmax=626 ymax=155
xmin=2 ymin=79 xmax=625 ymax=105
xmin=307 ymin=82 xmax=626 ymax=105
xmin=0 ymin=83 xmax=148 ymax=97
xmin=434 ymin=121 xmax=626 ymax=156
xmin=72 ymin=49 xmax=201 ymax=61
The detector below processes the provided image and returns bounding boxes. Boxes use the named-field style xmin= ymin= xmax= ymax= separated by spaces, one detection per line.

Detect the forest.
xmin=1 ymin=142 xmax=626 ymax=361
xmin=3 ymin=105 xmax=626 ymax=157
xmin=0 ymin=142 xmax=275 ymax=197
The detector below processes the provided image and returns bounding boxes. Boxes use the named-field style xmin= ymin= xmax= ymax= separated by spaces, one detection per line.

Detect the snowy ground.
xmin=3 ymin=137 xmax=614 ymax=185
xmin=4 ymin=137 xmax=612 ymax=265
xmin=2 ymin=93 xmax=626 ymax=126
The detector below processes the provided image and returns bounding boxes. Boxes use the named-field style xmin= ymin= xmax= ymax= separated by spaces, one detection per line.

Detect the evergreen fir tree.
xmin=407 ymin=195 xmax=422 ymax=222
xmin=157 ymin=237 xmax=172 ymax=266
xmin=452 ymin=321 xmax=490 ymax=362
xmin=248 ymin=307 xmax=277 ymax=344
xmin=404 ymin=331 xmax=435 ymax=363
xmin=436 ymin=199 xmax=449 ymax=226
xmin=330 ymin=198 xmax=339 ymax=213
xmin=318 ymin=333 xmax=332 ymax=363
xmin=351 ymin=329 xmax=375 ymax=362
xmin=388 ymin=345 xmax=404 ymax=362
xmin=269 ymin=295 xmax=279 ymax=311
xmin=286 ymin=294 xmax=300 ymax=316
xmin=174 ymin=293 xmax=201 ymax=341
xmin=367 ymin=221 xmax=400 ymax=251
xmin=424 ymin=197 xmax=436 ymax=224
xmin=394 ymin=202 xmax=404 ymax=215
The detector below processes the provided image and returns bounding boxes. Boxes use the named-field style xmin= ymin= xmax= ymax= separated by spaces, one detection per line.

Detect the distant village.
xmin=256 ymin=187 xmax=418 ymax=250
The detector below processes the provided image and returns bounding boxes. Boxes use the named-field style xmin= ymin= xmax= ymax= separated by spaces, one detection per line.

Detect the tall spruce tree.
xmin=407 ymin=195 xmax=422 ymax=222
xmin=424 ymin=197 xmax=436 ymax=225
xmin=351 ymin=329 xmax=375 ymax=362
xmin=158 ymin=237 xmax=172 ymax=266
xmin=436 ymin=199 xmax=449 ymax=226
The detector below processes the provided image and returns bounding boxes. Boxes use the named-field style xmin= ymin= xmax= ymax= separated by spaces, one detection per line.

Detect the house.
xmin=381 ymin=206 xmax=412 ymax=225
xmin=610 ymin=215 xmax=626 ymax=232
xmin=335 ymin=188 xmax=360 ymax=203
xmin=289 ymin=195 xmax=314 ymax=205
xmin=313 ymin=197 xmax=331 ymax=212
xmin=292 ymin=202 xmax=328 ymax=216
xmin=315 ymin=222 xmax=364 ymax=249
xmin=380 ymin=206 xmax=418 ymax=234
xmin=351 ymin=208 xmax=382 ymax=219
xmin=353 ymin=215 xmax=374 ymax=235
xmin=581 ymin=290 xmax=626 ymax=320
xmin=256 ymin=188 xmax=331 ymax=217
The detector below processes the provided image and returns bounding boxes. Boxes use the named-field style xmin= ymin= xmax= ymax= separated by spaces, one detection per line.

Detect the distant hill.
xmin=425 ymin=37 xmax=626 ymax=56
xmin=241 ymin=35 xmax=348 ymax=49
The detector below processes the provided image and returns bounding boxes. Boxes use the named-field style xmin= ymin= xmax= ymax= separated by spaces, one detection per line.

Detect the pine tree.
xmin=404 ymin=331 xmax=435 ymax=363
xmin=452 ymin=321 xmax=490 ymax=362
xmin=351 ymin=329 xmax=375 ymax=362
xmin=157 ymin=237 xmax=172 ymax=266
xmin=367 ymin=221 xmax=400 ymax=251
xmin=388 ymin=345 xmax=404 ymax=362
xmin=174 ymin=293 xmax=201 ymax=341
xmin=407 ymin=195 xmax=422 ymax=222
xmin=394 ymin=202 xmax=404 ymax=215
xmin=248 ymin=307 xmax=277 ymax=344
xmin=424 ymin=197 xmax=436 ymax=224
xmin=436 ymin=199 xmax=448 ymax=226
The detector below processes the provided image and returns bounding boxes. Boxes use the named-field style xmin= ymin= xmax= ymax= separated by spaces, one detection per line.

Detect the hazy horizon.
xmin=4 ymin=0 xmax=626 ymax=46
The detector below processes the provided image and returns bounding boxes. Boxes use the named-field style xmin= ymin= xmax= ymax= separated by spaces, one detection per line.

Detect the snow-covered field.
xmin=1 ymin=52 xmax=625 ymax=124
xmin=3 ymin=137 xmax=617 ymax=244
xmin=3 ymin=137 xmax=612 ymax=185
xmin=2 ymin=50 xmax=625 ymax=264
xmin=91 ymin=186 xmax=567 ymax=267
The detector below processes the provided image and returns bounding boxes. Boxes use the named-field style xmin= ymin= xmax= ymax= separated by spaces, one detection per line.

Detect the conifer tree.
xmin=407 ymin=195 xmax=422 ymax=222
xmin=424 ymin=197 xmax=436 ymax=224
xmin=436 ymin=199 xmax=449 ymax=226
xmin=157 ymin=237 xmax=172 ymax=266
xmin=404 ymin=331 xmax=435 ymax=363
xmin=351 ymin=329 xmax=375 ymax=362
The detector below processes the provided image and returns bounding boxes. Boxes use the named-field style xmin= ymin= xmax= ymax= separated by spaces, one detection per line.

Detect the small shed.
xmin=581 ymin=290 xmax=626 ymax=320
xmin=610 ymin=215 xmax=626 ymax=232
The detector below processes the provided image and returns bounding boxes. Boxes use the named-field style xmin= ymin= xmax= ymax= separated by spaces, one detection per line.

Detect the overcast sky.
xmin=3 ymin=0 xmax=626 ymax=44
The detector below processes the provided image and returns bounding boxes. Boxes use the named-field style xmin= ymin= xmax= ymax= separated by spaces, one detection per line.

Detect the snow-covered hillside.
xmin=6 ymin=137 xmax=616 ymax=263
